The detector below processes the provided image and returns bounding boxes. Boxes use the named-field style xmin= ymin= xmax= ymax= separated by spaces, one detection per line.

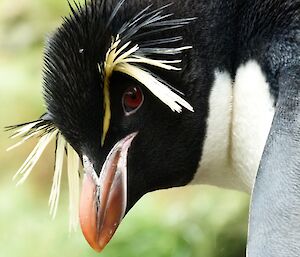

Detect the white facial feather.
xmin=13 ymin=130 xmax=59 ymax=186
xmin=8 ymin=122 xmax=81 ymax=230
xmin=49 ymin=134 xmax=66 ymax=219
xmin=67 ymin=144 xmax=80 ymax=231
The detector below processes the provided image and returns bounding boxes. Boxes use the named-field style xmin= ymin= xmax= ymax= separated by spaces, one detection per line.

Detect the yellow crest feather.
xmin=101 ymin=35 xmax=194 ymax=145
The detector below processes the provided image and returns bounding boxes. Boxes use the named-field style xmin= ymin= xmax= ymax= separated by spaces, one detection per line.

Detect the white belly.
xmin=192 ymin=60 xmax=275 ymax=193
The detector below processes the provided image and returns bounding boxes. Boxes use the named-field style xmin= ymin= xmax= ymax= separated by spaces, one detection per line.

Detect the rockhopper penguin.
xmin=7 ymin=0 xmax=300 ymax=256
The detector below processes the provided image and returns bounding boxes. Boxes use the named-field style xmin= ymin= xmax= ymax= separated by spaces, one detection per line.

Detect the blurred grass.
xmin=0 ymin=1 xmax=249 ymax=256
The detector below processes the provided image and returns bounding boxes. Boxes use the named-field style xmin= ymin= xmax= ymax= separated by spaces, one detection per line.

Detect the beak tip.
xmin=85 ymin=239 xmax=104 ymax=253
xmin=87 ymin=235 xmax=112 ymax=253
xmin=92 ymin=245 xmax=104 ymax=253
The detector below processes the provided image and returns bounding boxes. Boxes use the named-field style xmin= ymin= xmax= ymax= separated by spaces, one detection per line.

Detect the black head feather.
xmin=9 ymin=1 xmax=203 ymax=238
xmin=42 ymin=0 xmax=198 ymax=169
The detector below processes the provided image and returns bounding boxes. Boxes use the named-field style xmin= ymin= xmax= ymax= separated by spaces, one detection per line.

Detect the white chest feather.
xmin=192 ymin=60 xmax=275 ymax=193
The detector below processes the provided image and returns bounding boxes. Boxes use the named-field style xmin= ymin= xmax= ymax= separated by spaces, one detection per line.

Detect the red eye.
xmin=122 ymin=86 xmax=144 ymax=115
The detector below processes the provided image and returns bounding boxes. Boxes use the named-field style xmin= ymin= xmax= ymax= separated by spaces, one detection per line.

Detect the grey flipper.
xmin=247 ymin=66 xmax=300 ymax=257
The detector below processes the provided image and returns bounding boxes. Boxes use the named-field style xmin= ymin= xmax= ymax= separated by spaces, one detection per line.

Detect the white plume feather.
xmin=8 ymin=122 xmax=81 ymax=230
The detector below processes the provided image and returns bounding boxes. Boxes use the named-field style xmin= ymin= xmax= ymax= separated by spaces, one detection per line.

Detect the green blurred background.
xmin=0 ymin=1 xmax=249 ymax=256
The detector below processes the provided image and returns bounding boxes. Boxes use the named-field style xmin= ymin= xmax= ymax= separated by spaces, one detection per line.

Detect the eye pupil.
xmin=129 ymin=91 xmax=136 ymax=99
xmin=122 ymin=86 xmax=144 ymax=115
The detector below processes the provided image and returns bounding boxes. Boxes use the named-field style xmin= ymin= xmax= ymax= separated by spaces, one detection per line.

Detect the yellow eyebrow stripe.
xmin=101 ymin=76 xmax=111 ymax=146
xmin=100 ymin=34 xmax=193 ymax=146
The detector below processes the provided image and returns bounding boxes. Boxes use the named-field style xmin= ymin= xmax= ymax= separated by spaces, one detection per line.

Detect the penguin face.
xmin=44 ymin=30 xmax=198 ymax=251
xmin=9 ymin=1 xmax=201 ymax=252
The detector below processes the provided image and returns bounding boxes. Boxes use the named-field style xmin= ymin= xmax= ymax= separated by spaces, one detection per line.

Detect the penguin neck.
xmin=191 ymin=60 xmax=275 ymax=193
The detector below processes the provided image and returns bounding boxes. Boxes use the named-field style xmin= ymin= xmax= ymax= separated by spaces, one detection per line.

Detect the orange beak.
xmin=79 ymin=133 xmax=137 ymax=252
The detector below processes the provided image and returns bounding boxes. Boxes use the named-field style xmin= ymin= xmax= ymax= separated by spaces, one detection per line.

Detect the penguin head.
xmin=9 ymin=1 xmax=200 ymax=252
